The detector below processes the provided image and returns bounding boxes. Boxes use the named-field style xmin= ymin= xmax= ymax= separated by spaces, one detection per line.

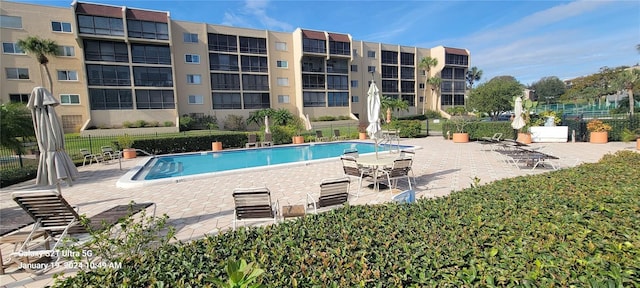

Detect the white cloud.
xmin=221 ymin=0 xmax=293 ymax=31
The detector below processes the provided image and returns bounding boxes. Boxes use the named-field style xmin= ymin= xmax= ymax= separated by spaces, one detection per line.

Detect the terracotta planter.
xmin=452 ymin=133 xmax=469 ymax=143
xmin=517 ymin=133 xmax=532 ymax=144
xmin=212 ymin=142 xmax=223 ymax=151
xmin=589 ymin=131 xmax=608 ymax=144
xmin=122 ymin=148 xmax=137 ymax=159
xmin=359 ymin=132 xmax=367 ymax=140
xmin=292 ymin=136 xmax=304 ymax=144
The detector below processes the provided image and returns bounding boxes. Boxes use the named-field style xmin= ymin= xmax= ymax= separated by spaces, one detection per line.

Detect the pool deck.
xmin=0 ymin=136 xmax=634 ymax=287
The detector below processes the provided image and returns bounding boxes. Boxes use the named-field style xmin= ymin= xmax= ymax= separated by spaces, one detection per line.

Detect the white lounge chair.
xmin=306 ymin=177 xmax=350 ymax=214
xmin=232 ymin=187 xmax=279 ymax=230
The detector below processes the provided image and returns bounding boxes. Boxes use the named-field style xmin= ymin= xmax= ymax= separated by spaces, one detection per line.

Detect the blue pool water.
xmin=133 ymin=141 xmax=410 ymax=181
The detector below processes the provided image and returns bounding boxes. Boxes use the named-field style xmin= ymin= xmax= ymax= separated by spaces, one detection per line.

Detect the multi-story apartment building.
xmin=1 ymin=1 xmax=470 ymax=133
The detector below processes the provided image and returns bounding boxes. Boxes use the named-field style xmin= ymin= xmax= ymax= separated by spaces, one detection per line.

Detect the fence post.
xmin=88 ymin=135 xmax=93 ymax=154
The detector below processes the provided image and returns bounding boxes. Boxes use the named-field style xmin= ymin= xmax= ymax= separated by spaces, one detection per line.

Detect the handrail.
xmin=118 ymin=149 xmax=155 ymax=170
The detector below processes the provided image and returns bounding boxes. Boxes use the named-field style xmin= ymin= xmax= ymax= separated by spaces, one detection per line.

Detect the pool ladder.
xmin=118 ymin=148 xmax=155 ymax=170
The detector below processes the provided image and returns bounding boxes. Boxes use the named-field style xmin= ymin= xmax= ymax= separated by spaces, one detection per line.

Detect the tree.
xmin=612 ymin=69 xmax=640 ymax=115
xmin=16 ymin=36 xmax=59 ymax=94
xmin=468 ymin=76 xmax=524 ymax=118
xmin=380 ymin=95 xmax=409 ymax=123
xmin=530 ymin=76 xmax=566 ymax=105
xmin=465 ymin=66 xmax=483 ymax=89
xmin=418 ymin=57 xmax=438 ymax=112
xmin=428 ymin=76 xmax=442 ymax=111
xmin=0 ymin=103 xmax=34 ymax=154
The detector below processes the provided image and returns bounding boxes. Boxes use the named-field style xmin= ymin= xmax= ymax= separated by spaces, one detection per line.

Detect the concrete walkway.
xmin=0 ymin=137 xmax=633 ymax=287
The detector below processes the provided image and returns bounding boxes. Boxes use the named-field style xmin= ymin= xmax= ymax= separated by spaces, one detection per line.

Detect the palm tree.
xmin=380 ymin=95 xmax=409 ymax=123
xmin=428 ymin=77 xmax=442 ymax=112
xmin=614 ymin=69 xmax=640 ymax=116
xmin=466 ymin=66 xmax=483 ymax=89
xmin=16 ymin=36 xmax=59 ymax=94
xmin=418 ymin=57 xmax=438 ymax=112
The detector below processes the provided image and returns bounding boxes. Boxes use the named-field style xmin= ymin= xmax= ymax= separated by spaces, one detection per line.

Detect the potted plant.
xmin=586 ymin=119 xmax=612 ymax=144
xmin=290 ymin=117 xmax=305 ymax=144
xmin=358 ymin=123 xmax=368 ymax=140
xmin=117 ymin=134 xmax=136 ymax=159
xmin=450 ymin=116 xmax=472 ymax=143
xmin=621 ymin=128 xmax=640 ymax=150
xmin=516 ymin=98 xmax=537 ymax=144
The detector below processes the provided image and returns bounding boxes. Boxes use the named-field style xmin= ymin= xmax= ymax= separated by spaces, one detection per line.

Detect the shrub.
xmin=269 ymin=125 xmax=296 ymax=145
xmin=179 ymin=115 xmax=195 ymax=131
xmin=146 ymin=121 xmax=160 ymax=128
xmin=163 ymin=121 xmax=174 ymax=127
xmin=0 ymin=166 xmax=38 ymax=188
xmin=388 ymin=120 xmax=422 ymax=138
xmin=424 ymin=109 xmax=442 ymax=119
xmin=224 ymin=115 xmax=246 ymax=131
xmin=122 ymin=121 xmax=133 ymax=128
xmin=134 ymin=120 xmax=147 ymax=128
xmin=53 ymin=151 xmax=640 ymax=287
xmin=316 ymin=115 xmax=337 ymax=121
xmin=587 ymin=119 xmax=612 ymax=132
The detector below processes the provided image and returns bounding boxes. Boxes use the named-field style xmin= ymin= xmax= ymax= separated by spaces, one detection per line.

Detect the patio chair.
xmin=101 ymin=145 xmax=121 ymax=160
xmin=340 ymin=156 xmax=374 ymax=198
xmin=80 ymin=148 xmax=103 ymax=166
xmin=261 ymin=133 xmax=273 ymax=147
xmin=379 ymin=158 xmax=413 ymax=190
xmin=246 ymin=134 xmax=259 ymax=148
xmin=232 ymin=187 xmax=279 ymax=230
xmin=332 ymin=129 xmax=347 ymax=141
xmin=306 ymin=177 xmax=350 ymax=214
xmin=315 ymin=130 xmax=328 ymax=142
xmin=7 ymin=190 xmax=81 ymax=274
xmin=398 ymin=150 xmax=416 ymax=184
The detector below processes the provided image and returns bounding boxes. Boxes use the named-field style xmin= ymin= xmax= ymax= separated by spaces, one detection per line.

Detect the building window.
xmin=0 ymin=15 xmax=22 ymax=29
xmin=88 ymin=88 xmax=133 ymax=110
xmin=382 ymin=80 xmax=398 ymax=93
xmin=185 ymin=54 xmax=200 ymax=64
xmin=352 ymin=49 xmax=358 ymax=56
xmin=60 ymin=94 xmax=80 ymax=105
xmin=382 ymin=65 xmax=398 ymax=78
xmin=445 ymin=53 xmax=469 ymax=66
xmin=350 ymin=65 xmax=358 ymax=72
xmin=351 ymin=95 xmax=359 ymax=103
xmin=401 ymin=95 xmax=415 ymax=106
xmin=131 ymin=44 xmax=171 ymax=65
xmin=9 ymin=94 xmax=29 ymax=103
xmin=454 ymin=94 xmax=465 ymax=106
xmin=57 ymin=46 xmax=75 ymax=57
xmin=381 ymin=50 xmax=398 ymax=64
xmin=209 ymin=53 xmax=239 ymax=71
xmin=440 ymin=94 xmax=453 ymax=106
xmin=242 ymin=75 xmax=269 ymax=90
xmin=400 ymin=52 xmax=414 ymax=66
xmin=275 ymin=42 xmax=287 ymax=51
xmin=329 ymin=41 xmax=350 ymax=55
xmin=212 ymin=92 xmax=241 ymax=109
xmin=58 ymin=70 xmax=78 ymax=81
xmin=86 ymin=64 xmax=130 ymax=86
xmin=302 ymin=38 xmax=326 ymax=53
xmin=367 ymin=50 xmax=376 ymax=58
xmin=367 ymin=66 xmax=376 ymax=73
xmin=301 ymin=56 xmax=324 ymax=72
xmin=303 ymin=91 xmax=326 ymax=107
xmin=211 ymin=73 xmax=240 ymax=90
xmin=419 ymin=83 xmax=425 ymax=89
xmin=327 ymin=75 xmax=348 ymax=90
xmin=302 ymin=74 xmax=325 ymax=89
xmin=6 ymin=68 xmax=29 ymax=79
xmin=2 ymin=42 xmax=25 ymax=54
xmin=183 ymin=32 xmax=198 ymax=43
xmin=326 ymin=59 xmax=349 ymax=74
xmin=277 ymin=95 xmax=289 ymax=103
xmin=208 ymin=33 xmax=237 ymax=52
xmin=420 ymin=70 xmax=426 ymax=76
xmin=51 ymin=21 xmax=72 ymax=33
xmin=351 ymin=80 xmax=358 ymax=88
xmin=135 ymin=89 xmax=175 ymax=109
xmin=186 ymin=74 xmax=201 ymax=84
xmin=239 ymin=37 xmax=267 ymax=54
xmin=127 ymin=19 xmax=169 ymax=40
xmin=241 ymin=56 xmax=268 ymax=72
xmin=277 ymin=77 xmax=289 ymax=86
xmin=243 ymin=92 xmax=270 ymax=109
xmin=77 ymin=15 xmax=124 ymax=36
xmin=83 ymin=40 xmax=128 ymax=62
xmin=133 ymin=67 xmax=173 ymax=87
xmin=419 ymin=96 xmax=424 ymax=103
xmin=401 ymin=67 xmax=414 ymax=79
xmin=276 ymin=60 xmax=288 ymax=68
xmin=328 ymin=92 xmax=348 ymax=107
xmin=188 ymin=95 xmax=203 ymax=104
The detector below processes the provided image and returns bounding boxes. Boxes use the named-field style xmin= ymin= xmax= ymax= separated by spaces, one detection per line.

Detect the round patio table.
xmin=356 ymin=154 xmax=396 ymax=192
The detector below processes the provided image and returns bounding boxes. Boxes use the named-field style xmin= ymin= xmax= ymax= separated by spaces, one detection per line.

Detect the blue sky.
xmin=13 ymin=0 xmax=640 ymax=85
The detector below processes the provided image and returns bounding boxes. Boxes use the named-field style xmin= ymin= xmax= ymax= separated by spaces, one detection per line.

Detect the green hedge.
xmin=131 ymin=133 xmax=249 ymax=155
xmin=388 ymin=120 xmax=423 ymax=138
xmin=443 ymin=121 xmax=515 ymax=140
xmin=54 ymin=151 xmax=640 ymax=287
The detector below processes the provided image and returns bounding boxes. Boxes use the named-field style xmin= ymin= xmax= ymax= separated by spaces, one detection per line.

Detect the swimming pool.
xmin=117 ymin=141 xmax=414 ymax=188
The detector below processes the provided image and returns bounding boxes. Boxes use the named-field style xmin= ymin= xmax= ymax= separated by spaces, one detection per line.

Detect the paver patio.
xmin=0 ymin=136 xmax=632 ymax=287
